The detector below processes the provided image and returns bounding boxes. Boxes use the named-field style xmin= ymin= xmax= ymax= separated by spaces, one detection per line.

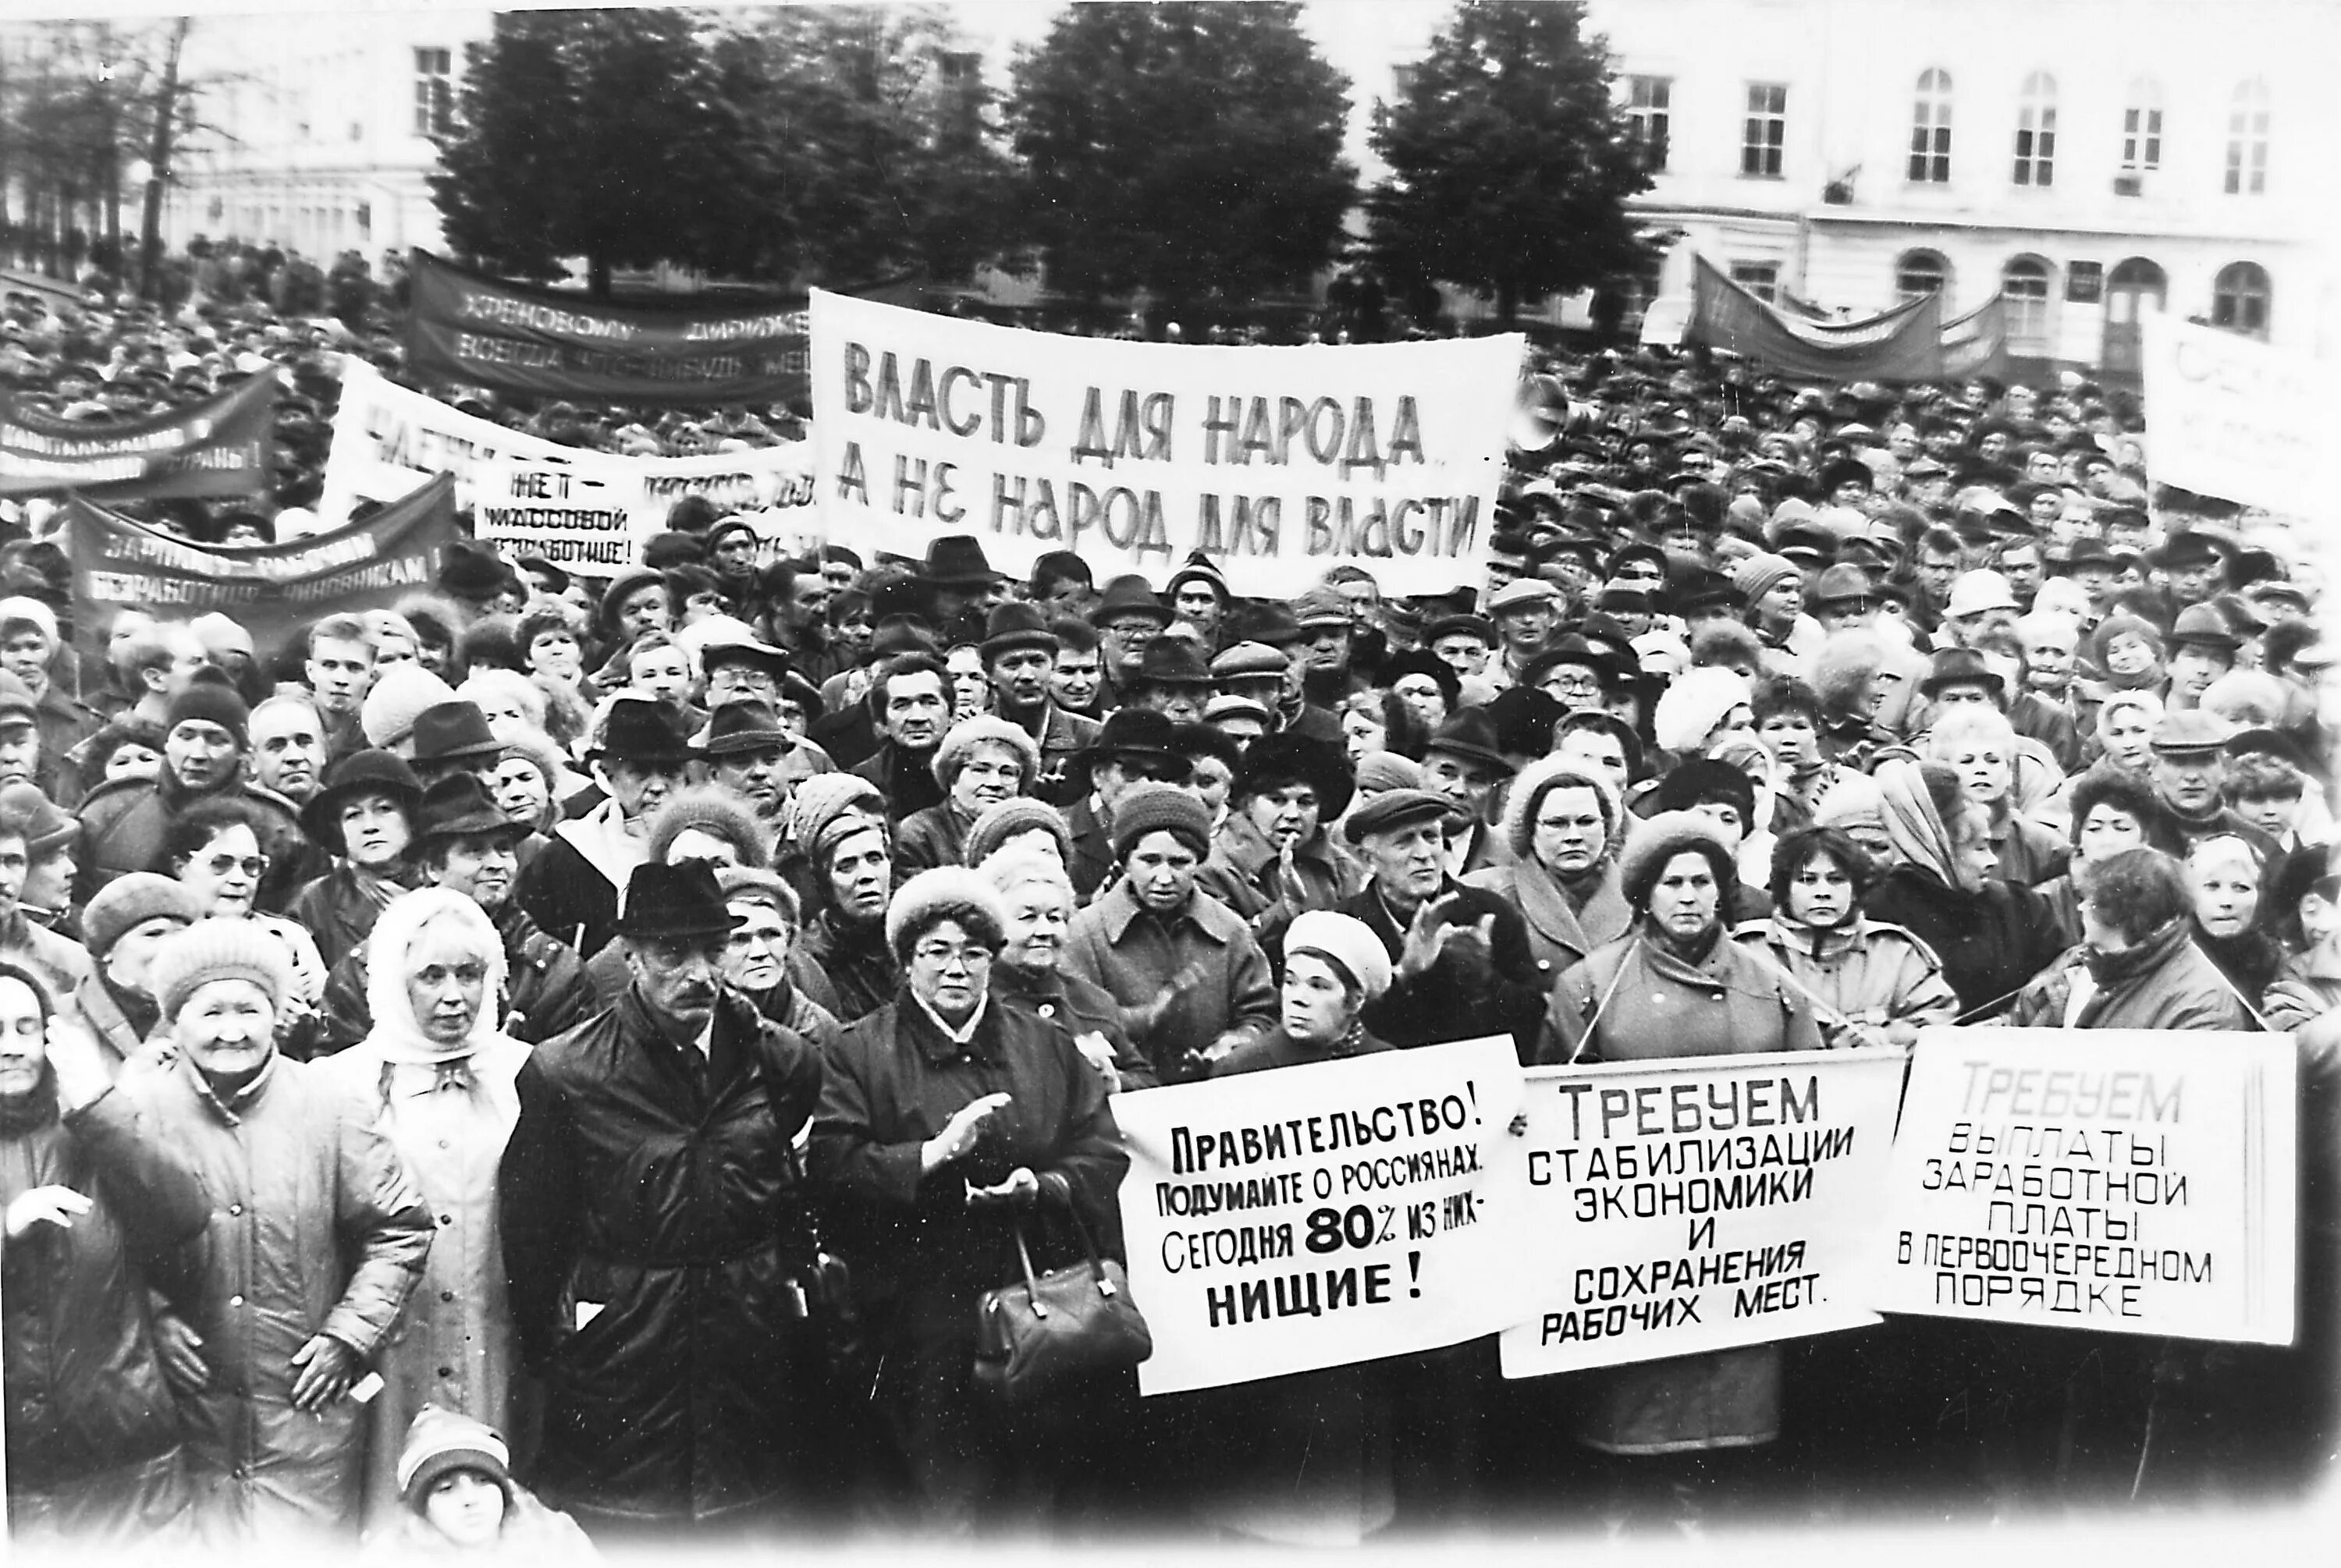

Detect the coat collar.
xmin=1096 ymin=877 xmax=1239 ymax=945
xmin=1510 ymin=857 xmax=1629 ymax=959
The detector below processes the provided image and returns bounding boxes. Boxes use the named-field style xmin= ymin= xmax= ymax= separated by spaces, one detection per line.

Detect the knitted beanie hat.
xmin=396 ymin=1404 xmax=513 ymax=1511
xmin=150 ymin=917 xmax=294 ymax=1020
xmin=645 ymin=785 xmax=772 ymax=871
xmin=165 ymin=669 xmax=250 ymax=740
xmin=1650 ymin=666 xmax=1753 ymax=754
xmin=930 ymin=713 xmax=1041 ymax=791
xmin=1731 ymin=551 xmax=1800 ymax=610
xmin=1353 ymin=750 xmax=1425 ymax=795
xmin=1109 ymin=780 xmax=1213 ymax=861
xmin=962 ymin=796 xmax=1071 ymax=868
xmin=884 ymin=865 xmax=1011 ymax=962
xmin=363 ymin=665 xmax=458 ymax=749
xmin=790 ymin=772 xmax=886 ymax=867
xmin=81 ymin=871 xmax=199 ymax=957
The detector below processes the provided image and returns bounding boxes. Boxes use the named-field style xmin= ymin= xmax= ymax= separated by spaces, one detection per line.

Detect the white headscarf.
xmin=363 ymin=888 xmax=512 ymax=1065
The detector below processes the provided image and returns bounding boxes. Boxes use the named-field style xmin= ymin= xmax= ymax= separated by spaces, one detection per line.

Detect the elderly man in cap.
xmin=1061 ymin=780 xmax=1276 ymax=1083
xmin=2147 ymin=709 xmax=2279 ymax=857
xmin=1122 ymin=635 xmax=1216 ymax=725
xmin=513 ymin=697 xmax=692 ymax=959
xmin=1063 ymin=708 xmax=1192 ymax=901
xmin=979 ymin=602 xmax=1099 ymax=804
xmin=1935 ymin=570 xmax=2023 ymax=655
xmin=500 ymin=860 xmax=829 ymax=1539
xmin=320 ymin=775 xmax=596 ymax=1053
xmin=126 ymin=918 xmax=435 ymax=1541
xmin=2151 ymin=532 xmax=2230 ymax=615
xmin=1293 ymin=586 xmax=1369 ymax=704
xmin=77 ymin=669 xmax=306 ymax=909
xmin=1420 ymin=710 xmax=1517 ymax=878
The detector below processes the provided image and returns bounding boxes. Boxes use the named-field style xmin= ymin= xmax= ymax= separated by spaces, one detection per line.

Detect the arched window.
xmin=1896 ymin=249 xmax=1951 ymax=304
xmin=2002 ymin=255 xmax=2054 ymax=353
xmin=2226 ymin=79 xmax=2269 ymax=195
xmin=1909 ymin=69 xmax=1952 ymax=183
xmin=2212 ymin=262 xmax=2272 ymax=337
xmin=2120 ymin=78 xmax=2164 ymax=174
xmin=2012 ymin=72 xmax=2057 ymax=186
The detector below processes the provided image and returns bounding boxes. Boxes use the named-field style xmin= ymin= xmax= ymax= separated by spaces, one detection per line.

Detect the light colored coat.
xmin=1732 ymin=913 xmax=1960 ymax=1045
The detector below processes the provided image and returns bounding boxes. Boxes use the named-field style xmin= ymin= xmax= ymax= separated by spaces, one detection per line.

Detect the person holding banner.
xmin=1733 ymin=825 xmax=1959 ymax=1049
xmin=2005 ymin=848 xmax=2255 ymax=1033
xmin=1536 ymin=811 xmax=1825 ymax=1520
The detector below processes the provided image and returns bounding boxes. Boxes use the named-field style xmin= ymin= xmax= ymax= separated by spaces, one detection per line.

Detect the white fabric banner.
xmin=2140 ymin=314 xmax=2335 ymax=520
xmin=1867 ymin=1027 xmax=2296 ymax=1346
xmin=808 ymin=291 xmax=1520 ymax=594
xmin=1112 ymin=1037 xmax=1526 ymax=1396
xmin=1495 ymin=1048 xmax=1905 ymax=1379
xmin=318 ymin=360 xmax=816 ymax=567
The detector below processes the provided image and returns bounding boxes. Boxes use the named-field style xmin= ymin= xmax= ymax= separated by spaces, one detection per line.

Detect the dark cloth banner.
xmin=1940 ymin=293 xmax=2014 ymax=383
xmin=0 ymin=374 xmax=277 ymax=500
xmin=403 ymin=250 xmax=809 ymax=406
xmin=67 ymin=472 xmax=458 ymax=655
xmin=1686 ymin=254 xmax=1947 ymax=382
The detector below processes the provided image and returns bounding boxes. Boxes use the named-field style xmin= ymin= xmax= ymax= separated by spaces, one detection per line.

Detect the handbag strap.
xmin=1012 ymin=1224 xmax=1046 ymax=1316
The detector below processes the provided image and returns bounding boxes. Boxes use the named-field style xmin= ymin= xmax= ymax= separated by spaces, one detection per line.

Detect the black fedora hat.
xmin=1089 ymin=574 xmax=1170 ymax=629
xmin=1128 ymin=636 xmax=1214 ymax=689
xmin=1231 ymin=599 xmax=1305 ymax=647
xmin=409 ymin=773 xmax=525 ymax=849
xmin=616 ymin=860 xmax=741 ymax=941
xmin=1234 ymin=733 xmax=1355 ymax=820
xmin=923 ymin=534 xmax=1002 ymax=588
xmin=411 ymin=701 xmax=503 ymax=766
xmin=1918 ymin=647 xmax=2005 ymax=699
xmin=698 ymin=699 xmax=793 ymax=757
xmin=298 ymin=748 xmax=423 ymax=854
xmin=591 ymin=697 xmax=694 ymax=764
xmin=979 ymin=601 xmax=1056 ymax=663
xmin=1073 ymin=708 xmax=1192 ymax=789
xmin=1423 ymin=708 xmax=1517 ymax=778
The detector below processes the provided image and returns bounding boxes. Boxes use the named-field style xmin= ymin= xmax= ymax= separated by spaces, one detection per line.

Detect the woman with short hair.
xmin=895 ymin=717 xmax=1040 ymax=879
xmin=1735 ymin=825 xmax=1959 ymax=1049
xmin=1466 ymin=754 xmax=1630 ymax=988
xmin=286 ymin=750 xmax=424 ymax=970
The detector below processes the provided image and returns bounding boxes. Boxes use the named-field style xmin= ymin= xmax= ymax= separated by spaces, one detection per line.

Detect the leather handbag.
xmin=972 ymin=1203 xmax=1152 ymax=1407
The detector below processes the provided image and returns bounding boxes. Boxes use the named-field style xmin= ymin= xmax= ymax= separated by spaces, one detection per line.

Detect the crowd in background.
xmin=0 ymin=263 xmax=2334 ymax=1547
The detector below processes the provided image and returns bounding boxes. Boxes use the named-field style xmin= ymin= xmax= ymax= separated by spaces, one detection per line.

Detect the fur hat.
xmin=790 ymin=773 xmax=886 ymax=868
xmin=1651 ymin=666 xmax=1753 ymax=753
xmin=80 ymin=871 xmax=198 ymax=957
xmin=362 ymin=665 xmax=458 ymax=749
xmin=930 ymin=714 xmax=1041 ymax=792
xmin=151 ymin=917 xmax=294 ymax=1020
xmin=963 ymin=796 xmax=1071 ymax=868
xmin=645 ymin=786 xmax=771 ymax=871
xmin=1500 ymin=754 xmax=1622 ymax=864
xmin=884 ymin=865 xmax=1009 ymax=962
xmin=1109 ymin=781 xmax=1213 ymax=861
xmin=1284 ymin=909 xmax=1394 ymax=1001
xmin=1617 ymin=811 xmax=1738 ymax=913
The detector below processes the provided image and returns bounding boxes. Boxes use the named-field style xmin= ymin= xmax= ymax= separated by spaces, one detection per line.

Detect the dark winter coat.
xmin=2006 ymin=920 xmax=2258 ymax=1032
xmin=498 ymin=985 xmax=826 ymax=1526
xmin=1861 ymin=865 xmax=2067 ymax=1020
xmin=1338 ymin=879 xmax=1548 ymax=1059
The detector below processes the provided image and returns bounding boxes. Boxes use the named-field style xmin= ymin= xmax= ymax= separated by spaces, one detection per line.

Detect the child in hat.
xmin=364 ymin=1405 xmax=593 ymax=1559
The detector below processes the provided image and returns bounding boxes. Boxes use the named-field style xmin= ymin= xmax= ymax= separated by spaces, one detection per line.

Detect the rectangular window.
xmin=414 ymin=47 xmax=453 ymax=137
xmin=1909 ymin=114 xmax=1951 ymax=183
xmin=1729 ymin=262 xmax=1781 ymax=303
xmin=1742 ymin=83 xmax=1786 ymax=178
xmin=2012 ymin=111 xmax=2056 ymax=186
xmin=1625 ymin=76 xmax=1671 ymax=172
xmin=2121 ymin=107 xmax=2162 ymax=172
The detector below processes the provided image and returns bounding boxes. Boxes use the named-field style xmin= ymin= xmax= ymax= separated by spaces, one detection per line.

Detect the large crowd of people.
xmin=0 ymin=260 xmax=2333 ymax=1548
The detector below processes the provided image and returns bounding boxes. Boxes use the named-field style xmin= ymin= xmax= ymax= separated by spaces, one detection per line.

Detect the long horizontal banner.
xmin=68 ymin=472 xmax=458 ymax=655
xmin=404 ymin=250 xmax=808 ymax=406
xmin=809 ymin=291 xmax=1519 ymax=595
xmin=1868 ymin=1028 xmax=2295 ymax=1346
xmin=317 ymin=361 xmax=816 ymax=563
xmin=2141 ymin=314 xmax=2333 ymax=520
xmin=1113 ymin=1037 xmax=1525 ymax=1395
xmin=1496 ymin=1048 xmax=1905 ymax=1379
xmin=0 ymin=374 xmax=276 ymax=501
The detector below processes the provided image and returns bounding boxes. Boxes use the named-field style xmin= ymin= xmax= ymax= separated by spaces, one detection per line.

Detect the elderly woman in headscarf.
xmin=1535 ymin=812 xmax=1824 ymax=1520
xmin=1465 ymin=754 xmax=1630 ymax=992
xmin=315 ymin=888 xmax=529 ymax=1528
xmin=1860 ymin=759 xmax=2066 ymax=1020
xmin=808 ymin=867 xmax=1126 ymax=1535
xmin=786 ymin=775 xmax=898 ymax=1023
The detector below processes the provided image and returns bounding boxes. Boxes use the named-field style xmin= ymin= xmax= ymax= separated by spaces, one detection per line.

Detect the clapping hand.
xmin=966 ymin=1166 xmax=1041 ymax=1207
xmin=923 ymin=1092 xmax=1013 ymax=1173
xmin=1132 ymin=961 xmax=1209 ymax=1038
xmin=44 ymin=1013 xmax=112 ymax=1112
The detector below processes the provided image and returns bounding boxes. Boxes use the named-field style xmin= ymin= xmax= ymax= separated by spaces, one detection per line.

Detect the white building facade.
xmin=1582 ymin=0 xmax=2337 ymax=370
xmin=156 ymin=9 xmax=492 ymax=269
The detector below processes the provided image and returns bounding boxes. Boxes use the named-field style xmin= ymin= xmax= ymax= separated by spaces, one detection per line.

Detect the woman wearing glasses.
xmin=158 ymin=798 xmax=327 ymax=1053
xmin=809 ymin=867 xmax=1127 ymax=1535
xmin=317 ymin=889 xmax=528 ymax=1527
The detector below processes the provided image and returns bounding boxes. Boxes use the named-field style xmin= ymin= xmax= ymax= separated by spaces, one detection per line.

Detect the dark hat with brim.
xmin=298 ymin=749 xmax=424 ymax=854
xmin=1089 ymin=574 xmax=1170 ymax=629
xmin=616 ymin=860 xmax=743 ymax=941
xmin=1423 ymin=708 xmax=1517 ymax=778
xmin=591 ymin=697 xmax=694 ymax=764
xmin=409 ymin=773 xmax=526 ymax=848
xmin=979 ymin=601 xmax=1057 ymax=662
xmin=1128 ymin=636 xmax=1214 ymax=689
xmin=1071 ymin=707 xmax=1191 ymax=790
xmin=411 ymin=701 xmax=504 ymax=766
xmin=1919 ymin=648 xmax=2005 ymax=699
xmin=1344 ymin=786 xmax=1464 ymax=845
xmin=698 ymin=700 xmax=794 ymax=757
xmin=922 ymin=534 xmax=1001 ymax=587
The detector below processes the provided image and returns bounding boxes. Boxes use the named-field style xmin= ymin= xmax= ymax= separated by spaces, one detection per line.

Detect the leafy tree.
xmin=430 ymin=9 xmax=754 ymax=296
xmin=709 ymin=5 xmax=1018 ymax=287
xmin=1368 ymin=0 xmax=1655 ymax=325
xmin=1007 ymin=2 xmax=1355 ymax=314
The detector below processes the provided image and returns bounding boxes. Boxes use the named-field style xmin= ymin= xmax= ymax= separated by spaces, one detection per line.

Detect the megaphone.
xmin=1508 ymin=372 xmax=1599 ymax=455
